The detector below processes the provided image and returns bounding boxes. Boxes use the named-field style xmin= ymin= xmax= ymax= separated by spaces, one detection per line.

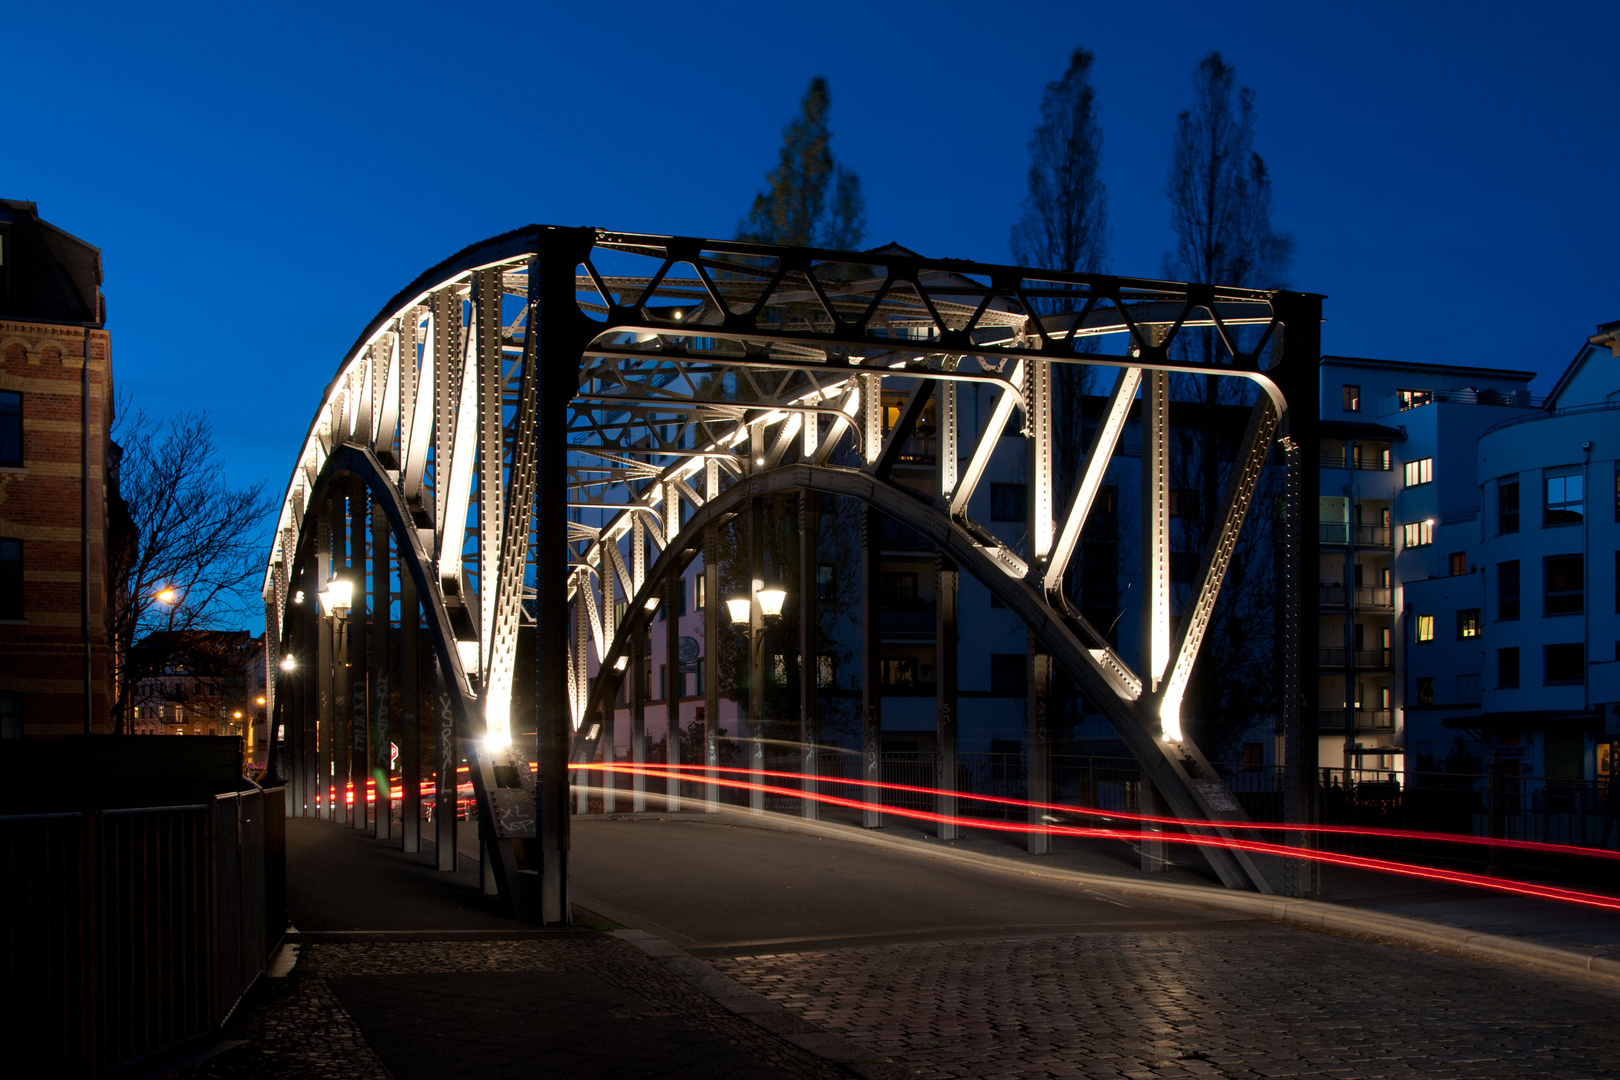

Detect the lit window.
xmin=1397 ymin=389 xmax=1433 ymax=410
xmin=1416 ymin=614 xmax=1434 ymax=642
xmin=1341 ymin=385 xmax=1361 ymax=413
xmin=817 ymin=654 xmax=836 ymax=688
xmin=1402 ymin=520 xmax=1434 ymax=548
xmin=1403 ymin=458 xmax=1433 ymax=487
xmin=693 ymin=574 xmax=706 ymax=610
xmin=0 ymin=391 xmax=20 ymax=467
xmin=1457 ymin=609 xmax=1481 ymax=639
xmin=1544 ymin=643 xmax=1584 ymax=685
xmin=1448 ymin=551 xmax=1466 ymax=576
xmin=1544 ymin=472 xmax=1584 ymax=527
xmin=1544 ymin=554 xmax=1584 ymax=615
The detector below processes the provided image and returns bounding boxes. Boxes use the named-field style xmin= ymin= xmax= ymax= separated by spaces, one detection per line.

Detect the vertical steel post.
xmin=1274 ymin=292 xmax=1324 ymax=897
xmin=601 ymin=565 xmax=618 ymax=814
xmin=631 ymin=517 xmax=647 ymax=812
xmin=400 ymin=564 xmax=421 ymax=852
xmin=349 ymin=477 xmax=369 ymax=831
xmin=664 ymin=567 xmax=683 ymax=812
xmin=748 ymin=496 xmax=765 ymax=815
xmin=1140 ymin=778 xmax=1166 ymax=872
xmin=326 ymin=497 xmax=346 ymax=822
xmin=1027 ymin=635 xmax=1051 ymax=855
xmin=533 ymin=235 xmax=588 ymax=925
xmin=703 ymin=522 xmax=720 ymax=812
xmin=371 ymin=499 xmax=392 ymax=841
xmin=861 ymin=505 xmax=883 ymax=828
xmin=936 ymin=551 xmax=959 ymax=840
xmin=798 ymin=490 xmax=819 ymax=820
xmin=302 ymin=557 xmax=320 ymax=817
xmin=575 ymin=577 xmax=591 ymax=815
xmin=1142 ymin=369 xmax=1172 ymax=694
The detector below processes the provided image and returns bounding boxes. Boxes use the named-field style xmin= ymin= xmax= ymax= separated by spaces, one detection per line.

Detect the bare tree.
xmin=108 ymin=405 xmax=276 ymax=733
xmin=738 ymin=76 xmax=867 ymax=250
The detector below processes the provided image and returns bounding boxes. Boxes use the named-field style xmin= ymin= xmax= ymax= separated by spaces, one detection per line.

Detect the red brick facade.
xmin=0 ymin=201 xmax=114 ymax=735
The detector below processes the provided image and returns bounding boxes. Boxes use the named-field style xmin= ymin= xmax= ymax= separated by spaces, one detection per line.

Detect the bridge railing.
xmin=0 ymin=786 xmax=285 ymax=1078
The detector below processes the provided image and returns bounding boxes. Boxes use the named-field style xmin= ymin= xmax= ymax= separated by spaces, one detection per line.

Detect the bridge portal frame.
xmin=262 ymin=225 xmax=1322 ymax=923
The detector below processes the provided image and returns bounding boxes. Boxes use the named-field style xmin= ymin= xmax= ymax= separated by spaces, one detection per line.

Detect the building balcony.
xmin=1318 ymin=452 xmax=1391 ymax=472
xmin=1317 ymin=709 xmax=1395 ymax=733
xmin=1318 ymin=584 xmax=1393 ymax=610
xmin=1319 ymin=523 xmax=1391 ymax=549
xmin=1318 ymin=648 xmax=1393 ymax=670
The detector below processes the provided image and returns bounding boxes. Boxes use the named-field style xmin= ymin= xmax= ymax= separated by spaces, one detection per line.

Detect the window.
xmin=1544 ymin=643 xmax=1584 ymax=685
xmin=1457 ymin=609 xmax=1481 ymax=639
xmin=816 ymin=563 xmax=835 ymax=601
xmin=1544 ymin=471 xmax=1584 ymax=527
xmin=1416 ymin=676 xmax=1434 ymax=705
xmin=990 ymin=482 xmax=1027 ymax=523
xmin=1397 ymin=389 xmax=1432 ymax=410
xmin=1416 ymin=614 xmax=1434 ymax=642
xmin=989 ymin=653 xmax=1027 ymax=697
xmin=1402 ymin=520 xmax=1434 ymax=548
xmin=882 ymin=572 xmax=917 ymax=609
xmin=694 ymin=574 xmax=706 ymax=609
xmin=0 ymin=391 xmax=19 ymax=467
xmin=1544 ymin=554 xmax=1584 ymax=615
xmin=1497 ymin=478 xmax=1519 ymax=534
xmin=1498 ymin=561 xmax=1520 ymax=620
xmin=0 ymin=691 xmax=20 ymax=738
xmin=1497 ymin=647 xmax=1519 ymax=688
xmin=0 ymin=538 xmax=20 ymax=619
xmin=881 ymin=657 xmax=916 ymax=688
xmin=816 ymin=654 xmax=836 ymax=688
xmin=1448 ymin=551 xmax=1466 ymax=576
xmin=1403 ymin=457 xmax=1433 ymax=487
xmin=1341 ymin=385 xmax=1361 ymax=413
xmin=1241 ymin=742 xmax=1265 ymax=767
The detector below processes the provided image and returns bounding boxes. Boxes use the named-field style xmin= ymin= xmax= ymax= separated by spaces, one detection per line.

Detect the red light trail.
xmin=576 ymin=761 xmax=1620 ymax=914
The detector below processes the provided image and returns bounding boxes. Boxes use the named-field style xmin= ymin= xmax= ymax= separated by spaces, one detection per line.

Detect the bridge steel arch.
xmin=262 ymin=225 xmax=1322 ymax=922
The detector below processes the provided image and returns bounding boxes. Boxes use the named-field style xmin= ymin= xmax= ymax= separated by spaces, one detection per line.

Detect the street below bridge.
xmin=193 ymin=811 xmax=1620 ymax=1079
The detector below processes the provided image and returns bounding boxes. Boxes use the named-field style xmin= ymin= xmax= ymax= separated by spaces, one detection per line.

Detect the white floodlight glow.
xmin=319 ymin=577 xmax=353 ymax=615
xmin=1159 ymin=693 xmax=1185 ymax=743
xmin=757 ymin=586 xmax=786 ymax=618
xmin=613 ymin=654 xmax=630 ymax=671
xmin=726 ymin=598 xmax=752 ymax=626
xmin=456 ymin=639 xmax=480 ymax=677
xmin=484 ymin=696 xmax=511 ymax=751
xmin=643 ymin=597 xmax=660 ymax=612
xmin=280 ymin=654 xmax=297 ymax=672
xmin=292 ymin=590 xmax=305 ymax=605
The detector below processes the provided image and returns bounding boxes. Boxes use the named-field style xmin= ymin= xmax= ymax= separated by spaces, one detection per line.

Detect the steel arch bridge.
xmin=262 ymin=225 xmax=1323 ymax=924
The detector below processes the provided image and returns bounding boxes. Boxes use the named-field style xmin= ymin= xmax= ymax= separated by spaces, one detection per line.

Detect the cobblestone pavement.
xmin=174 ymin=937 xmax=852 ymax=1080
xmin=711 ymin=926 xmax=1620 ymax=1080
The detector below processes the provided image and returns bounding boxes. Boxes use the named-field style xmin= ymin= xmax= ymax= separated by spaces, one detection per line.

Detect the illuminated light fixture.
xmin=757 ymin=584 xmax=787 ymax=619
xmin=280 ymin=654 xmax=297 ymax=672
xmin=485 ymin=697 xmax=511 ymax=750
xmin=319 ymin=576 xmax=353 ymax=615
xmin=456 ymin=639 xmax=479 ymax=676
xmin=233 ymin=710 xmax=244 ymax=719
xmin=292 ymin=590 xmax=305 ymax=604
xmin=643 ymin=597 xmax=660 ymax=612
xmin=755 ymin=457 xmax=765 ymax=466
xmin=154 ymin=587 xmax=178 ymax=605
xmin=726 ymin=598 xmax=752 ymax=626
xmin=613 ymin=654 xmax=630 ymax=671
xmin=256 ymin=696 xmax=266 ymax=705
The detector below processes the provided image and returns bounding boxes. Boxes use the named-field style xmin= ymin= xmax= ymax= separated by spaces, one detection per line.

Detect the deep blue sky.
xmin=6 ymin=1 xmax=1617 ymax=627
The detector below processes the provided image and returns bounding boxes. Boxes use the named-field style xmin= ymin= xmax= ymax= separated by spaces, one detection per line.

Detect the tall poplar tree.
xmin=1162 ymin=52 xmax=1294 ymax=757
xmin=1010 ymin=47 xmax=1110 ymax=281
xmin=738 ymin=77 xmax=867 ymax=250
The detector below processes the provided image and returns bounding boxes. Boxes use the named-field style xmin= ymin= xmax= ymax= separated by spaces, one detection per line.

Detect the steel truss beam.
xmin=264 ymin=225 xmax=1321 ymax=918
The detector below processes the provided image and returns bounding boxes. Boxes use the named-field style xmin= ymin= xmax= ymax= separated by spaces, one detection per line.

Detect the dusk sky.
xmin=5 ymin=1 xmax=1617 ymax=632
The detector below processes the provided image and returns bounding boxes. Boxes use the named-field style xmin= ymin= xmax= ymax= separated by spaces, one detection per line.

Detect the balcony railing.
xmin=1319 ymin=648 xmax=1393 ymax=669
xmin=1318 ymin=584 xmax=1393 ymax=608
xmin=1318 ymin=709 xmax=1395 ymax=732
xmin=1319 ymin=453 xmax=1392 ymax=471
xmin=1319 ymin=523 xmax=1392 ymax=548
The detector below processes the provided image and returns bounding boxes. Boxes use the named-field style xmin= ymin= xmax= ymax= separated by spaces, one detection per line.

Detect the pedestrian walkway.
xmin=179 ymin=811 xmax=1620 ymax=1079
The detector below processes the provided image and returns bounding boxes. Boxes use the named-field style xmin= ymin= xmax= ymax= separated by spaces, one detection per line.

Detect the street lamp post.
xmin=729 ymin=581 xmax=786 ymax=816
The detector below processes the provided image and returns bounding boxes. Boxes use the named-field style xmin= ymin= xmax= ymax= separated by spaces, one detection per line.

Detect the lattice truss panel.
xmin=262 ymin=227 xmax=1315 ymax=902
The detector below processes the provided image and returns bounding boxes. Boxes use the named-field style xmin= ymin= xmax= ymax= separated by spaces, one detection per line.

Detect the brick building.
xmin=0 ymin=199 xmax=114 ymax=736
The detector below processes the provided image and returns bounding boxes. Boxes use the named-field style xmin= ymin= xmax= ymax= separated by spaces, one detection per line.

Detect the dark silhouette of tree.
xmin=1161 ymin=52 xmax=1294 ymax=758
xmin=108 ymin=405 xmax=275 ymax=733
xmin=738 ymin=77 xmax=866 ymax=250
xmin=1010 ymin=46 xmax=1110 ymax=282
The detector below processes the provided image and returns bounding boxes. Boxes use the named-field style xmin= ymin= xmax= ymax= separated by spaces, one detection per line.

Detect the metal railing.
xmin=1319 ymin=523 xmax=1392 ymax=548
xmin=1318 ymin=452 xmax=1392 ymax=471
xmin=1318 ymin=584 xmax=1393 ymax=608
xmin=1 ymin=787 xmax=284 ymax=1078
xmin=1318 ymin=648 xmax=1393 ymax=668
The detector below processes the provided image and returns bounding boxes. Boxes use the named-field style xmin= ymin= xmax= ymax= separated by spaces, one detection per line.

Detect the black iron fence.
xmin=0 ymin=786 xmax=285 ymax=1078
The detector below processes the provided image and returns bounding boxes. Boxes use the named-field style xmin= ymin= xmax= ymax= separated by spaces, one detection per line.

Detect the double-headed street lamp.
xmin=728 ymin=582 xmax=786 ymax=814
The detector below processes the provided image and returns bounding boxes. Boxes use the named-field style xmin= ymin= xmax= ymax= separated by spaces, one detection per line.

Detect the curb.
xmin=667 ymin=805 xmax=1620 ymax=987
xmin=609 ymin=928 xmax=900 ymax=1080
